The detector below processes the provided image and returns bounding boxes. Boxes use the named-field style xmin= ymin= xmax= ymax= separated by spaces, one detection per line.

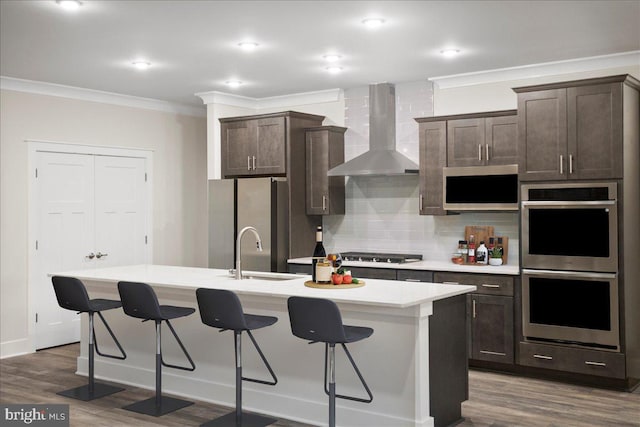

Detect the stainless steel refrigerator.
xmin=208 ymin=177 xmax=289 ymax=272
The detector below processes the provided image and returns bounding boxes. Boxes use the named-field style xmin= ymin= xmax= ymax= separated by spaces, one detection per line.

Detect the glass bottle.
xmin=311 ymin=225 xmax=326 ymax=282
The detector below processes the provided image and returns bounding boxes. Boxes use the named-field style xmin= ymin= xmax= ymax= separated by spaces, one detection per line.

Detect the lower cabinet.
xmin=434 ymin=272 xmax=516 ymax=365
xmin=519 ymin=341 xmax=625 ymax=379
xmin=468 ymin=294 xmax=514 ymax=363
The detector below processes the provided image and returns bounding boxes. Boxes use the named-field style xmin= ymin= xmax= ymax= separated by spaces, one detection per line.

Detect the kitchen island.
xmin=50 ymin=264 xmax=476 ymax=427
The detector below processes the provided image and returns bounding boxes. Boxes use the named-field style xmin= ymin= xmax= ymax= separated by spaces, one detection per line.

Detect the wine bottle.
xmin=311 ymin=225 xmax=326 ymax=282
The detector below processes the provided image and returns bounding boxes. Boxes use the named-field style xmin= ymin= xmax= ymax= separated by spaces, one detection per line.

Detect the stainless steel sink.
xmin=224 ymin=270 xmax=303 ymax=281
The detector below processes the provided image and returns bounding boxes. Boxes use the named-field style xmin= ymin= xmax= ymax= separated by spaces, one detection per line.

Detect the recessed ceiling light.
xmin=56 ymin=0 xmax=82 ymax=10
xmin=225 ymin=80 xmax=243 ymax=88
xmin=238 ymin=42 xmax=259 ymax=51
xmin=440 ymin=49 xmax=461 ymax=58
xmin=362 ymin=18 xmax=385 ymax=28
xmin=325 ymin=66 xmax=343 ymax=74
xmin=323 ymin=54 xmax=342 ymax=62
xmin=132 ymin=61 xmax=151 ymax=70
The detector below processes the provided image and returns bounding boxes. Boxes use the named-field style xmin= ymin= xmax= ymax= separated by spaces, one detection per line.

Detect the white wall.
xmin=204 ymin=93 xmax=345 ymax=180
xmin=433 ymin=65 xmax=640 ymax=115
xmin=0 ymin=89 xmax=207 ymax=358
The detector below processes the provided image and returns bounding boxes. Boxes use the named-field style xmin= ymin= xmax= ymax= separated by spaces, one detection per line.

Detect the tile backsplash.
xmin=323 ymin=80 xmax=520 ymax=264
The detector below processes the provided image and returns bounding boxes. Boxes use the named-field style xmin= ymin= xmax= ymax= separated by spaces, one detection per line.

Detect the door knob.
xmin=96 ymin=252 xmax=109 ymax=259
xmin=85 ymin=252 xmax=95 ymax=259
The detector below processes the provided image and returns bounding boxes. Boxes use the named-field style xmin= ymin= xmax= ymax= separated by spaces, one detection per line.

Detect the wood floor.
xmin=1 ymin=344 xmax=639 ymax=426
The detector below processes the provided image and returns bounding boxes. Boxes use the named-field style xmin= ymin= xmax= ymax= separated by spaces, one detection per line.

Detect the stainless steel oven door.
xmin=522 ymin=269 xmax=619 ymax=351
xmin=521 ymin=199 xmax=618 ymax=272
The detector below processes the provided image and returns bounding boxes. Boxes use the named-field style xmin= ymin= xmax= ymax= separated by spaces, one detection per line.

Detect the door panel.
xmin=35 ymin=152 xmax=94 ymax=349
xmin=306 ymin=130 xmax=329 ymax=214
xmin=255 ymin=117 xmax=286 ymax=174
xmin=222 ymin=122 xmax=253 ymax=177
xmin=447 ymin=118 xmax=485 ymax=166
xmin=94 ymin=156 xmax=147 ymax=268
xmin=485 ymin=115 xmax=518 ymax=165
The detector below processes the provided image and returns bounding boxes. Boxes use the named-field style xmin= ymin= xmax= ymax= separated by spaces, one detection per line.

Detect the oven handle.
xmin=521 ymin=200 xmax=616 ymax=207
xmin=522 ymin=269 xmax=617 ymax=279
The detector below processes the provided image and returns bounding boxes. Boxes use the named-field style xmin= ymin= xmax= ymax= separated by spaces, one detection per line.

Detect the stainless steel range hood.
xmin=327 ymin=83 xmax=419 ymax=176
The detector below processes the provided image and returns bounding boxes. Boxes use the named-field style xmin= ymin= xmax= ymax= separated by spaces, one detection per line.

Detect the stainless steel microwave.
xmin=443 ymin=164 xmax=519 ymax=211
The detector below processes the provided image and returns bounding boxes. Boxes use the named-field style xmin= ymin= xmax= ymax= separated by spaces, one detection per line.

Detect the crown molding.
xmin=196 ymin=88 xmax=342 ymax=109
xmin=0 ymin=76 xmax=206 ymax=117
xmin=429 ymin=51 xmax=640 ymax=89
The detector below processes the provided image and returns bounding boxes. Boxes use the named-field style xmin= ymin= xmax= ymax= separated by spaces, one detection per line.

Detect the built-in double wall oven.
xmin=521 ymin=182 xmax=620 ymax=351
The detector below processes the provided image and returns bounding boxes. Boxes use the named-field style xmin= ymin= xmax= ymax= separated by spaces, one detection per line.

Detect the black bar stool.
xmin=287 ymin=296 xmax=373 ymax=427
xmin=117 ymin=281 xmax=196 ymax=417
xmin=196 ymin=288 xmax=278 ymax=427
xmin=51 ymin=276 xmax=127 ymax=401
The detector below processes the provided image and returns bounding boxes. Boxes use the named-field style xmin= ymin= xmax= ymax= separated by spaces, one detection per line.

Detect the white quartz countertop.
xmin=287 ymin=257 xmax=520 ymax=275
xmin=49 ymin=264 xmax=476 ymax=309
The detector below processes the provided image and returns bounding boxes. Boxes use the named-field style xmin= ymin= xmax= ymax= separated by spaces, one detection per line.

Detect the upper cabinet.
xmin=305 ymin=126 xmax=346 ymax=215
xmin=417 ymin=120 xmax=447 ymax=215
xmin=415 ymin=110 xmax=517 ymax=215
xmin=220 ymin=111 xmax=324 ymax=179
xmin=447 ymin=113 xmax=518 ymax=167
xmin=514 ymin=75 xmax=639 ymax=181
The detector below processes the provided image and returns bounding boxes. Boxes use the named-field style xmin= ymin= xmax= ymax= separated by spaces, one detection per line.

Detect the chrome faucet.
xmin=235 ymin=226 xmax=263 ymax=279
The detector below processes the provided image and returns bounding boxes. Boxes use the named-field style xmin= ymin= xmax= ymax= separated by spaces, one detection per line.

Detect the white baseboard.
xmin=0 ymin=338 xmax=32 ymax=359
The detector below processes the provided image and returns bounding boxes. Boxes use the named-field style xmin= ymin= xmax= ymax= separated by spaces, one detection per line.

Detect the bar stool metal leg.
xmin=57 ymin=312 xmax=125 ymax=401
xmin=328 ymin=343 xmax=336 ymax=427
xmin=201 ymin=331 xmax=277 ymax=427
xmin=123 ymin=320 xmax=194 ymax=416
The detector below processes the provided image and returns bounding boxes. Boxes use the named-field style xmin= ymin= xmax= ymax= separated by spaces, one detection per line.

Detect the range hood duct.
xmin=327 ymin=83 xmax=419 ymax=176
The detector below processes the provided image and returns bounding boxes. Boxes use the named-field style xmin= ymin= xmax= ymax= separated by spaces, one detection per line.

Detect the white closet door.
xmin=94 ymin=156 xmax=147 ymax=268
xmin=34 ymin=151 xmax=149 ymax=349
xmin=35 ymin=152 xmax=95 ymax=349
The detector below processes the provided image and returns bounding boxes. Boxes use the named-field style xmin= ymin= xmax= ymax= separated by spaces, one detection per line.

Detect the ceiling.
xmin=1 ymin=1 xmax=639 ymax=108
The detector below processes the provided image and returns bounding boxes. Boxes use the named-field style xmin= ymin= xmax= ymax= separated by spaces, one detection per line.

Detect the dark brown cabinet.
xmin=469 ymin=294 xmax=514 ymax=363
xmin=447 ymin=114 xmax=518 ymax=167
xmin=221 ymin=116 xmax=287 ymax=177
xmin=220 ymin=111 xmax=324 ymax=178
xmin=515 ymin=76 xmax=631 ymax=181
xmin=434 ymin=272 xmax=515 ymax=365
xmin=519 ymin=341 xmax=625 ymax=379
xmin=305 ymin=126 xmax=346 ymax=215
xmin=415 ymin=110 xmax=517 ymax=215
xmin=416 ymin=120 xmax=447 ymax=215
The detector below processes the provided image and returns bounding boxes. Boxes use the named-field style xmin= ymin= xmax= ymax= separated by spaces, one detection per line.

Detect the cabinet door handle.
xmin=481 ymin=284 xmax=501 ymax=288
xmin=252 ymin=156 xmax=256 ymax=170
xmin=559 ymin=155 xmax=564 ymax=175
xmin=322 ymin=195 xmax=327 ymax=211
xmin=480 ymin=350 xmax=506 ymax=356
xmin=247 ymin=156 xmax=251 ymax=171
xmin=404 ymin=278 xmax=422 ymax=282
xmin=442 ymin=281 xmax=460 ymax=285
xmin=419 ymin=194 xmax=424 ymax=212
xmin=85 ymin=252 xmax=95 ymax=259
xmin=569 ymin=154 xmax=574 ymax=174
xmin=478 ymin=144 xmax=482 ymax=161
xmin=533 ymin=354 xmax=553 ymax=360
xmin=472 ymin=299 xmax=477 ymax=318
xmin=485 ymin=144 xmax=490 ymax=162
xmin=585 ymin=361 xmax=606 ymax=367
xmin=96 ymin=252 xmax=108 ymax=259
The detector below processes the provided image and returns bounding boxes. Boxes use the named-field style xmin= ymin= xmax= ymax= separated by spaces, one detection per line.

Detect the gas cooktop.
xmin=340 ymin=252 xmax=423 ymax=264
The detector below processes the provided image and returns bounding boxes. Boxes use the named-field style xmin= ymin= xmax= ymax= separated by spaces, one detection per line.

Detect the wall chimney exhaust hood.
xmin=327 ymin=83 xmax=419 ymax=176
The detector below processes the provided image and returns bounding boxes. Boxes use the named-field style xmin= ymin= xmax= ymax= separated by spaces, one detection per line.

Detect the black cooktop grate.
xmin=340 ymin=252 xmax=423 ymax=264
